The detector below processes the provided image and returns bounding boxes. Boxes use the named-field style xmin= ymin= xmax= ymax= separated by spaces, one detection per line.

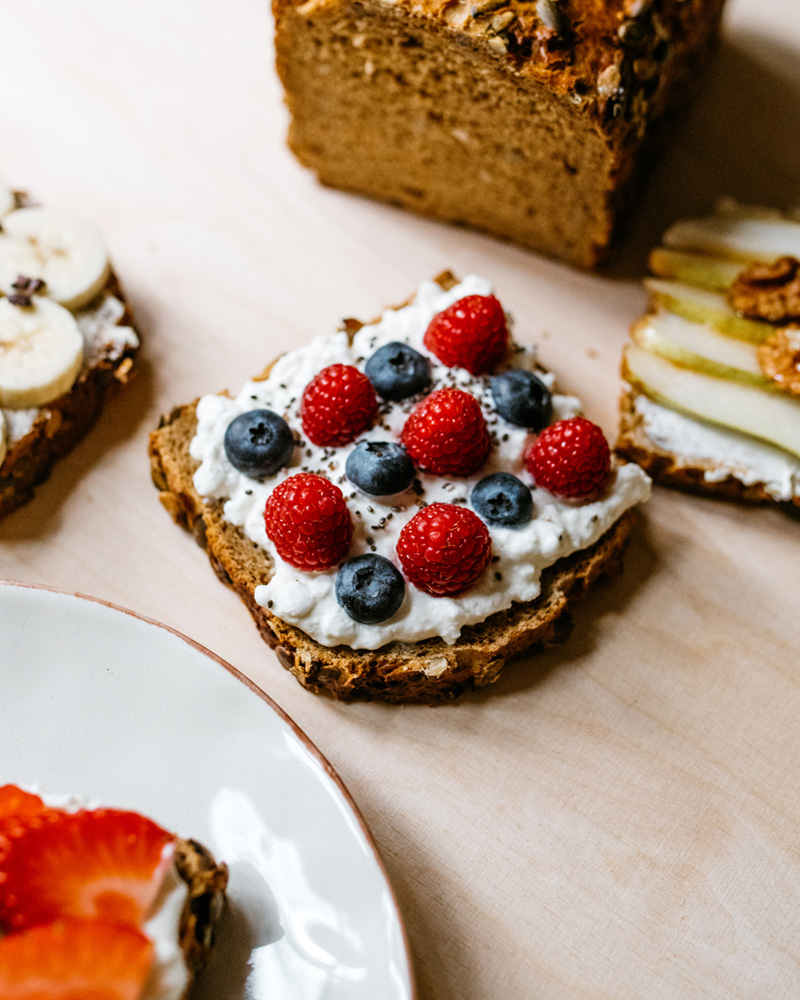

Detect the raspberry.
xmin=401 ymin=387 xmax=490 ymax=476
xmin=300 ymin=364 xmax=378 ymax=447
xmin=264 ymin=473 xmax=353 ymax=571
xmin=423 ymin=294 xmax=508 ymax=374
xmin=396 ymin=503 xmax=492 ymax=597
xmin=524 ymin=416 xmax=611 ymax=501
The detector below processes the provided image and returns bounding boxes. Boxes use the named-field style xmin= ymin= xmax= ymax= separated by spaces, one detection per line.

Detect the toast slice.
xmin=152 ymin=397 xmax=635 ymax=703
xmin=0 ymin=785 xmax=227 ymax=996
xmin=616 ymin=205 xmax=800 ymax=510
xmin=617 ymin=384 xmax=800 ymax=509
xmin=0 ymin=186 xmax=139 ymax=519
xmin=151 ymin=273 xmax=647 ymax=704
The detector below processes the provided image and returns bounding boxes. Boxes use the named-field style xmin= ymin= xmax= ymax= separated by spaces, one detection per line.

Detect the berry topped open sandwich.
xmin=617 ymin=204 xmax=800 ymax=508
xmin=150 ymin=272 xmax=650 ymax=703
xmin=0 ymin=784 xmax=227 ymax=999
xmin=0 ymin=173 xmax=139 ymax=518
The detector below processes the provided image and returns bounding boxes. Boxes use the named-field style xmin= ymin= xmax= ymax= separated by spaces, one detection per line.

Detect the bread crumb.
xmin=422 ymin=656 xmax=449 ymax=678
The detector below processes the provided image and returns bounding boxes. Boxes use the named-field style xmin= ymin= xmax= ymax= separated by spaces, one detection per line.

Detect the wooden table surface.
xmin=2 ymin=1 xmax=800 ymax=997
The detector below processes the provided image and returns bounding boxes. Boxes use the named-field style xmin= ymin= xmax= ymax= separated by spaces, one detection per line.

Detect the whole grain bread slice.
xmin=0 ymin=270 xmax=139 ymax=519
xmin=616 ymin=383 xmax=800 ymax=510
xmin=150 ymin=397 xmax=636 ymax=704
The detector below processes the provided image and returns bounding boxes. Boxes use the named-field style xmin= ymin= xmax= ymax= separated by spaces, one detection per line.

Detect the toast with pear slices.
xmin=0 ymin=177 xmax=139 ymax=518
xmin=0 ymin=784 xmax=227 ymax=998
xmin=150 ymin=271 xmax=649 ymax=704
xmin=616 ymin=204 xmax=800 ymax=509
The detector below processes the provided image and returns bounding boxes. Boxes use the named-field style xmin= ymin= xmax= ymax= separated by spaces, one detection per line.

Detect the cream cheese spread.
xmin=142 ymin=851 xmax=191 ymax=1000
xmin=634 ymin=394 xmax=800 ymax=501
xmin=191 ymin=276 xmax=651 ymax=649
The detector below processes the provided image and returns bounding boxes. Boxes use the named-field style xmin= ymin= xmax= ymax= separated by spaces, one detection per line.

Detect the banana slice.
xmin=0 ymin=297 xmax=84 ymax=407
xmin=0 ymin=174 xmax=14 ymax=217
xmin=0 ymin=412 xmax=7 ymax=468
xmin=0 ymin=208 xmax=111 ymax=310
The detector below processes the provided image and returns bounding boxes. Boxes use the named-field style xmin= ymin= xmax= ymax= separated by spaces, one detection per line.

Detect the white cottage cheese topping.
xmin=635 ymin=394 xmax=800 ymax=501
xmin=191 ymin=277 xmax=651 ymax=648
xmin=142 ymin=855 xmax=191 ymax=1000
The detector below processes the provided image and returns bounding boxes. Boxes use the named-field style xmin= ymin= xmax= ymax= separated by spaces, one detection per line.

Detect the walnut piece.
xmin=758 ymin=325 xmax=800 ymax=397
xmin=728 ymin=256 xmax=800 ymax=324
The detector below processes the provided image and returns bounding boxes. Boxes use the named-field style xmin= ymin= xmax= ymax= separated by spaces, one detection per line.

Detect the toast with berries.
xmin=150 ymin=272 xmax=650 ymax=704
xmin=616 ymin=205 xmax=800 ymax=509
xmin=0 ymin=784 xmax=227 ymax=998
xmin=0 ymin=176 xmax=139 ymax=519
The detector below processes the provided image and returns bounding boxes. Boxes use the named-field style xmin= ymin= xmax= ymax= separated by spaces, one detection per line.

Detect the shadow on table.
xmin=611 ymin=30 xmax=800 ymax=277
xmin=0 ymin=292 xmax=156 ymax=541
xmin=468 ymin=510 xmax=662 ymax=705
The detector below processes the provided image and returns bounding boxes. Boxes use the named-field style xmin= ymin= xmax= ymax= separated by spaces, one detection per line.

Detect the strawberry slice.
xmin=0 ymin=918 xmax=154 ymax=999
xmin=0 ymin=786 xmax=58 ymax=879
xmin=0 ymin=785 xmax=50 ymax=832
xmin=0 ymin=808 xmax=176 ymax=932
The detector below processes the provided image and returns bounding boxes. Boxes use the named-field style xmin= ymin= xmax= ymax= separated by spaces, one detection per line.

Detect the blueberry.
xmin=345 ymin=441 xmax=415 ymax=496
xmin=336 ymin=554 xmax=405 ymax=624
xmin=490 ymin=370 xmax=552 ymax=430
xmin=471 ymin=473 xmax=533 ymax=528
xmin=365 ymin=342 xmax=432 ymax=401
xmin=224 ymin=409 xmax=294 ymax=479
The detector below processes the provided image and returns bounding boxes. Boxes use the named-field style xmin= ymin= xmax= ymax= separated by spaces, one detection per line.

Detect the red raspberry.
xmin=401 ymin=387 xmax=490 ymax=476
xmin=525 ymin=416 xmax=611 ymax=501
xmin=423 ymin=295 xmax=508 ymax=374
xmin=397 ymin=504 xmax=492 ymax=597
xmin=300 ymin=364 xmax=378 ymax=447
xmin=264 ymin=473 xmax=352 ymax=570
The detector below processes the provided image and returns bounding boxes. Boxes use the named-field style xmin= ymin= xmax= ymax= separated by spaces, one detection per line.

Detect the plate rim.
xmin=0 ymin=577 xmax=417 ymax=998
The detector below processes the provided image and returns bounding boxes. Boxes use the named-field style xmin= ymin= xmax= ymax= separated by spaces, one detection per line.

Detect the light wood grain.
xmin=2 ymin=1 xmax=800 ymax=997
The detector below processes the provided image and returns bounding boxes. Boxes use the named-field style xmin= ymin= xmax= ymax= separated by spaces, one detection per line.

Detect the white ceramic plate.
xmin=0 ymin=581 xmax=414 ymax=1000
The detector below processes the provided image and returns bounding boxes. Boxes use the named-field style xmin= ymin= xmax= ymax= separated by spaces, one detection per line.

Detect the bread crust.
xmin=615 ymin=384 xmax=800 ymax=510
xmin=0 ymin=271 xmax=138 ymax=519
xmin=174 ymin=838 xmax=228 ymax=977
xmin=150 ymin=400 xmax=636 ymax=704
xmin=274 ymin=0 xmax=725 ymax=135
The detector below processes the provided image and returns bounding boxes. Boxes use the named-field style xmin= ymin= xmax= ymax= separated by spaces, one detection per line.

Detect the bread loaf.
xmin=273 ymin=0 xmax=727 ymax=268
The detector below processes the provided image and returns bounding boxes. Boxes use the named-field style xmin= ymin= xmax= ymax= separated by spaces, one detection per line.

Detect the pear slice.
xmin=663 ymin=215 xmax=800 ymax=264
xmin=645 ymin=278 xmax=772 ymax=343
xmin=648 ymin=248 xmax=743 ymax=292
xmin=632 ymin=312 xmax=770 ymax=388
xmin=623 ymin=344 xmax=800 ymax=458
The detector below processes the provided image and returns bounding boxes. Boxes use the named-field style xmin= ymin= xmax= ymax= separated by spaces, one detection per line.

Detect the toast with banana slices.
xmin=616 ymin=204 xmax=800 ymax=510
xmin=0 ymin=176 xmax=139 ymax=518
